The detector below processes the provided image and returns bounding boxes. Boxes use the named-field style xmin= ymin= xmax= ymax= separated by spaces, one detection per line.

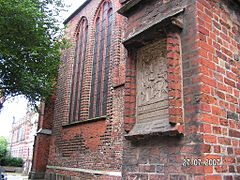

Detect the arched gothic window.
xmin=69 ymin=17 xmax=88 ymax=123
xmin=89 ymin=1 xmax=113 ymax=118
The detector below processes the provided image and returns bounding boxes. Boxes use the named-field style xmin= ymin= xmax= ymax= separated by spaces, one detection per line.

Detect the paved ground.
xmin=3 ymin=173 xmax=28 ymax=180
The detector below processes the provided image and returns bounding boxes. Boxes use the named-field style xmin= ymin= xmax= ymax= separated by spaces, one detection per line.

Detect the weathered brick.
xmin=227 ymin=111 xmax=239 ymax=121
xmin=229 ymin=129 xmax=240 ymax=138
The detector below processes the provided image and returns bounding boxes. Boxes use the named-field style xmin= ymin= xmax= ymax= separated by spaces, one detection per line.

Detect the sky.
xmin=0 ymin=0 xmax=86 ymax=138
xmin=60 ymin=0 xmax=86 ymax=23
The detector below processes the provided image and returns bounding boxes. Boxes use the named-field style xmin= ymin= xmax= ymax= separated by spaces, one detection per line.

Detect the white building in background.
xmin=9 ymin=111 xmax=38 ymax=174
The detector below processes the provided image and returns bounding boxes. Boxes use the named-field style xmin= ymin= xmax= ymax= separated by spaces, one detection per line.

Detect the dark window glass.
xmin=69 ymin=18 xmax=88 ymax=123
xmin=89 ymin=2 xmax=113 ymax=118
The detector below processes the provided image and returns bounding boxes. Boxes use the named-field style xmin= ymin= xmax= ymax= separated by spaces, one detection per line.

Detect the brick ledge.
xmin=46 ymin=165 xmax=122 ymax=177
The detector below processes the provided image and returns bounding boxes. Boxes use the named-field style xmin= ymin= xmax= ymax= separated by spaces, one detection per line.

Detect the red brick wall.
xmin=31 ymin=97 xmax=55 ymax=177
xmin=194 ymin=0 xmax=240 ymax=178
xmin=121 ymin=0 xmax=240 ymax=179
xmin=32 ymin=134 xmax=51 ymax=173
xmin=45 ymin=0 xmax=126 ymax=178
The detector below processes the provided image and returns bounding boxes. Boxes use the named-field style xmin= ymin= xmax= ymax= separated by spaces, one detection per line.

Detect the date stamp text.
xmin=182 ymin=158 xmax=221 ymax=166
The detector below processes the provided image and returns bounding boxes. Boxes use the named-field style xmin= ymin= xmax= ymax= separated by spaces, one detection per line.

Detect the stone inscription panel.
xmin=130 ymin=39 xmax=170 ymax=135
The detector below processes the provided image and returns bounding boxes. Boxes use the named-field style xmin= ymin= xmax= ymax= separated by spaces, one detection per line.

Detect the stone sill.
xmin=125 ymin=124 xmax=183 ymax=140
xmin=119 ymin=0 xmax=131 ymax=4
xmin=36 ymin=128 xmax=52 ymax=135
xmin=112 ymin=83 xmax=125 ymax=89
xmin=63 ymin=116 xmax=107 ymax=128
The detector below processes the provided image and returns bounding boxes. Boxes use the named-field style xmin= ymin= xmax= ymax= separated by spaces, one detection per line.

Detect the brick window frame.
xmin=89 ymin=1 xmax=113 ymax=119
xmin=69 ymin=17 xmax=88 ymax=123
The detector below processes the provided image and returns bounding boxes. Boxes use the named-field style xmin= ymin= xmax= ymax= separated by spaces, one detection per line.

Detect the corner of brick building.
xmin=120 ymin=0 xmax=240 ymax=179
xmin=30 ymin=95 xmax=55 ymax=179
xmin=193 ymin=0 xmax=240 ymax=179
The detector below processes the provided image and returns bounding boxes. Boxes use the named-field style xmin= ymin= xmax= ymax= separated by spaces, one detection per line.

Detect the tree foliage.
xmin=0 ymin=0 xmax=66 ymax=108
xmin=0 ymin=137 xmax=8 ymax=162
xmin=0 ymin=137 xmax=24 ymax=167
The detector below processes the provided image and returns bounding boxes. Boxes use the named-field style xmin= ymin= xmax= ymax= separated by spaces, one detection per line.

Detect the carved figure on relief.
xmin=137 ymin=41 xmax=168 ymax=106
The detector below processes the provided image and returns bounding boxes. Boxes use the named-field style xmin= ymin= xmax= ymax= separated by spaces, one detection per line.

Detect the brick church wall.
xmin=45 ymin=0 xmax=126 ymax=179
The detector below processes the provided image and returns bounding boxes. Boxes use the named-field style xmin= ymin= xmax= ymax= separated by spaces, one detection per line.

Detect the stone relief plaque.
xmin=129 ymin=39 xmax=170 ymax=136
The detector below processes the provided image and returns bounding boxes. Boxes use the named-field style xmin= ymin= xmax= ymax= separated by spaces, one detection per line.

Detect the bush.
xmin=1 ymin=156 xmax=24 ymax=167
xmin=0 ymin=137 xmax=24 ymax=167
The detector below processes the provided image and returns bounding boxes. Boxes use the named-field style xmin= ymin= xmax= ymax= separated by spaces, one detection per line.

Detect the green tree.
xmin=0 ymin=136 xmax=8 ymax=163
xmin=0 ymin=137 xmax=24 ymax=167
xmin=0 ymin=0 xmax=67 ymax=109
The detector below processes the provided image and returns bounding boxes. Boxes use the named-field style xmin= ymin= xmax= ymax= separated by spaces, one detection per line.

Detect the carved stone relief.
xmin=129 ymin=39 xmax=170 ymax=135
